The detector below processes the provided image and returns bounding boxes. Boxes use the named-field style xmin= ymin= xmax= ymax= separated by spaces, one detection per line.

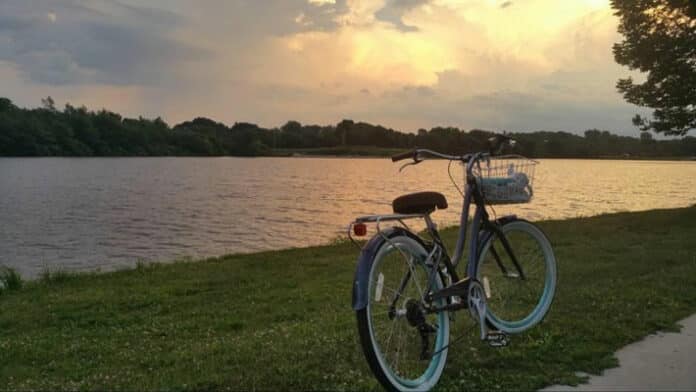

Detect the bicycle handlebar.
xmin=391 ymin=148 xmax=473 ymax=163
xmin=391 ymin=150 xmax=416 ymax=162
xmin=417 ymin=149 xmax=471 ymax=161
xmin=391 ymin=134 xmax=515 ymax=164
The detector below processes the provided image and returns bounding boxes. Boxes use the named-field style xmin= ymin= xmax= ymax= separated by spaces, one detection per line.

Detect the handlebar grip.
xmin=391 ymin=150 xmax=416 ymax=162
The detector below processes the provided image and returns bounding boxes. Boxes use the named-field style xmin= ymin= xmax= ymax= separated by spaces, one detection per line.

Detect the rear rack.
xmin=353 ymin=213 xmax=424 ymax=224
xmin=348 ymin=213 xmax=425 ymax=249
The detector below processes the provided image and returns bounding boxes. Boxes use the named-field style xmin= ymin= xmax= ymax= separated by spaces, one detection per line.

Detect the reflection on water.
xmin=1 ymin=157 xmax=695 ymax=277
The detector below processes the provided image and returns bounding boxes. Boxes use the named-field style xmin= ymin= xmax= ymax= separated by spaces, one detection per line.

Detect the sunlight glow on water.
xmin=1 ymin=157 xmax=695 ymax=277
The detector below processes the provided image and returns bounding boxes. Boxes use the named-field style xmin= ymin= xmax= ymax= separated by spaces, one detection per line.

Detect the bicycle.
xmin=348 ymin=136 xmax=557 ymax=391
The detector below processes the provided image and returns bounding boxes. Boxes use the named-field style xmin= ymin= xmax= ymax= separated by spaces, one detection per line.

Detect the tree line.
xmin=0 ymin=97 xmax=694 ymax=158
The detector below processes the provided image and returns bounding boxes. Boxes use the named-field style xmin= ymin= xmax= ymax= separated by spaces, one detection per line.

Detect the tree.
xmin=0 ymin=97 xmax=15 ymax=112
xmin=41 ymin=96 xmax=56 ymax=112
xmin=336 ymin=119 xmax=353 ymax=146
xmin=612 ymin=0 xmax=696 ymax=136
xmin=640 ymin=131 xmax=654 ymax=143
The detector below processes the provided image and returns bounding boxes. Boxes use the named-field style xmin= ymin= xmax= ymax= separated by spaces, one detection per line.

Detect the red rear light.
xmin=353 ymin=223 xmax=367 ymax=236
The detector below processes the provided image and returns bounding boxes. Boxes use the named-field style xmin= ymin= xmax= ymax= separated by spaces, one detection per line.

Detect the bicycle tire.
xmin=356 ymin=233 xmax=450 ymax=391
xmin=475 ymin=219 xmax=557 ymax=334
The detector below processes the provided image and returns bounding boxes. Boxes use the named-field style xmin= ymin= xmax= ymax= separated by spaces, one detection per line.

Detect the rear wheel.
xmin=476 ymin=220 xmax=556 ymax=334
xmin=356 ymin=234 xmax=449 ymax=391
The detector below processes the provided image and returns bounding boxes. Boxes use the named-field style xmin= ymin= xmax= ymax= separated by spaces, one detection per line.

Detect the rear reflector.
xmin=353 ymin=223 xmax=367 ymax=236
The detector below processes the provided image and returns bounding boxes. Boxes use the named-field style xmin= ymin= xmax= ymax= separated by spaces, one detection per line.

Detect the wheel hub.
xmin=405 ymin=299 xmax=426 ymax=327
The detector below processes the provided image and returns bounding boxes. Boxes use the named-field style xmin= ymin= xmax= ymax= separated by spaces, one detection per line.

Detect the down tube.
xmin=466 ymin=205 xmax=484 ymax=278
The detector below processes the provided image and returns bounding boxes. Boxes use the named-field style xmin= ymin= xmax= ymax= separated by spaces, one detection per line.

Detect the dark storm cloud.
xmin=0 ymin=0 xmax=205 ymax=85
xmin=375 ymin=0 xmax=431 ymax=32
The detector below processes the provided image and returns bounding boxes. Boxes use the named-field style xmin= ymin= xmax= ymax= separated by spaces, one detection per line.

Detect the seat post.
xmin=423 ymin=214 xmax=438 ymax=234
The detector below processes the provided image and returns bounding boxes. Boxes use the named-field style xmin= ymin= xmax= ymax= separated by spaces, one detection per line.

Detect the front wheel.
xmin=476 ymin=219 xmax=557 ymax=334
xmin=356 ymin=233 xmax=449 ymax=391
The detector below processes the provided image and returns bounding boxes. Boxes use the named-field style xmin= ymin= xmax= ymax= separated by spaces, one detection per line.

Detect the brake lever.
xmin=399 ymin=159 xmax=423 ymax=172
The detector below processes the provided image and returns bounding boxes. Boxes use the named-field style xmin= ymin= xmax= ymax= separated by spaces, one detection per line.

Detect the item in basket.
xmin=511 ymin=172 xmax=529 ymax=190
xmin=480 ymin=170 xmax=531 ymax=203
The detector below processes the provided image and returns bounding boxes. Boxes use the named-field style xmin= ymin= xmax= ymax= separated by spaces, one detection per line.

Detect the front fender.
xmin=351 ymin=227 xmax=427 ymax=310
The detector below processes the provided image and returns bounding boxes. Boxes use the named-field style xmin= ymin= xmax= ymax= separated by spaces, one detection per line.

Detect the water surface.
xmin=1 ymin=157 xmax=694 ymax=277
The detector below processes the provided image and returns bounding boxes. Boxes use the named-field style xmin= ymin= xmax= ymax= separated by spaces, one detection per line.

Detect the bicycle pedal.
xmin=485 ymin=331 xmax=508 ymax=347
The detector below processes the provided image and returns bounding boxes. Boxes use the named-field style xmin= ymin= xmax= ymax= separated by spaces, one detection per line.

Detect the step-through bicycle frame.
xmin=350 ymin=149 xmax=525 ymax=312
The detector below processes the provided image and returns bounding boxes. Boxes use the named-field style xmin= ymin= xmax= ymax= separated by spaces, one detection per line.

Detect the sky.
xmin=0 ymin=0 xmax=650 ymax=135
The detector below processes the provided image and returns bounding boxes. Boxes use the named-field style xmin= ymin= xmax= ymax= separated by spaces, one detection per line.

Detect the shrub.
xmin=0 ymin=266 xmax=23 ymax=293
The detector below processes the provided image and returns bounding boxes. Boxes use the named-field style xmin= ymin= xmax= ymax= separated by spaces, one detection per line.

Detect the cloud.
xmin=208 ymin=0 xmax=350 ymax=37
xmin=375 ymin=0 xmax=431 ymax=32
xmin=0 ymin=0 xmax=649 ymax=136
xmin=0 ymin=0 xmax=205 ymax=85
xmin=344 ymin=77 xmax=646 ymax=134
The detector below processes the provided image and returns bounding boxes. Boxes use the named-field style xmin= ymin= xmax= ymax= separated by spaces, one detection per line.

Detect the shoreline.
xmin=3 ymin=204 xmax=696 ymax=281
xmin=4 ymin=204 xmax=696 ymax=281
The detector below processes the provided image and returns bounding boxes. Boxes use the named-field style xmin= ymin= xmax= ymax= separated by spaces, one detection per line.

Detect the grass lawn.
xmin=1 ymin=207 xmax=695 ymax=391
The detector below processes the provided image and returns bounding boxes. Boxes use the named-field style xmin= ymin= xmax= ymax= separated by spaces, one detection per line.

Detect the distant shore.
xmin=3 ymin=146 xmax=695 ymax=161
xmin=3 ymin=96 xmax=695 ymax=160
xmin=269 ymin=147 xmax=696 ymax=161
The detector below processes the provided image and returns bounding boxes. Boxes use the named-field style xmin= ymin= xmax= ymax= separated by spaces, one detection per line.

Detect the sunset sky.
xmin=0 ymin=0 xmax=649 ymax=135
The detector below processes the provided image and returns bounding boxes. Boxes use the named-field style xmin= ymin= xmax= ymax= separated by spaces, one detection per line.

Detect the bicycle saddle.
xmin=392 ymin=192 xmax=448 ymax=215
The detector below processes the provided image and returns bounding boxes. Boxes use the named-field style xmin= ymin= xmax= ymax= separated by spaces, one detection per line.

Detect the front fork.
xmin=486 ymin=223 xmax=526 ymax=280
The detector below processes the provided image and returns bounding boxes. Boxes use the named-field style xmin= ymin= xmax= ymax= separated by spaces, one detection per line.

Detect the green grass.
xmin=1 ymin=207 xmax=695 ymax=390
xmin=38 ymin=268 xmax=82 ymax=285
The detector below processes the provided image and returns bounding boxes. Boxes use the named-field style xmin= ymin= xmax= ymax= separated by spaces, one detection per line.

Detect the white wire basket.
xmin=473 ymin=155 xmax=537 ymax=204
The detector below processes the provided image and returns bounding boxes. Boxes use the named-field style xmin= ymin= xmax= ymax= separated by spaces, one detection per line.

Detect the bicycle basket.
xmin=474 ymin=155 xmax=537 ymax=204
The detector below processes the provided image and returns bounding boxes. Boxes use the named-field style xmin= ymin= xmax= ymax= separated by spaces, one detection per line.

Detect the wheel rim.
xmin=366 ymin=236 xmax=449 ymax=390
xmin=477 ymin=221 xmax=556 ymax=333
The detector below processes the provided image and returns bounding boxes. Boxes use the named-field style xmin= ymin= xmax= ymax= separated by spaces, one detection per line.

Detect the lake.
xmin=1 ymin=157 xmax=695 ymax=278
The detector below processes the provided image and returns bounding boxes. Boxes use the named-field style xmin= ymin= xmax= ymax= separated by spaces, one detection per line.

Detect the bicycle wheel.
xmin=475 ymin=219 xmax=556 ymax=334
xmin=356 ymin=234 xmax=449 ymax=392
